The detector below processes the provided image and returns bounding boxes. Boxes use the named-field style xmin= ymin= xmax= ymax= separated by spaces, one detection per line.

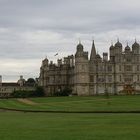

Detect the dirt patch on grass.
xmin=17 ymin=99 xmax=40 ymax=106
xmin=98 ymin=98 xmax=111 ymax=101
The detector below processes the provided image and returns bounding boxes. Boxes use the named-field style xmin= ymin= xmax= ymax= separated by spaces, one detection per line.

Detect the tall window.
xmin=82 ymin=75 xmax=85 ymax=80
xmin=137 ymin=57 xmax=139 ymax=62
xmin=90 ymin=75 xmax=94 ymax=82
xmin=119 ymin=65 xmax=121 ymax=71
xmin=120 ymin=75 xmax=122 ymax=82
xmin=137 ymin=65 xmax=139 ymax=71
xmin=108 ymin=75 xmax=112 ymax=82
xmin=137 ymin=75 xmax=139 ymax=82
xmin=81 ymin=65 xmax=85 ymax=71
xmin=124 ymin=65 xmax=132 ymax=71
xmin=126 ymin=58 xmax=131 ymax=62
xmin=124 ymin=75 xmax=132 ymax=82
xmin=99 ymin=66 xmax=103 ymax=71
xmin=108 ymin=66 xmax=112 ymax=71
xmin=47 ymin=77 xmax=50 ymax=83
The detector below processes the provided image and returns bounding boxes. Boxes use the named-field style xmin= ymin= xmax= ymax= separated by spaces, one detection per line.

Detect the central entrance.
xmin=123 ymin=84 xmax=134 ymax=95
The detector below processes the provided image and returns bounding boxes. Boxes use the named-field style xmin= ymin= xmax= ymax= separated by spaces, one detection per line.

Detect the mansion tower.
xmin=39 ymin=40 xmax=140 ymax=96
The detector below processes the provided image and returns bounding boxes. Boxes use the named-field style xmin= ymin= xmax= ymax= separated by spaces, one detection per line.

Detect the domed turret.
xmin=109 ymin=44 xmax=114 ymax=57
xmin=109 ymin=44 xmax=115 ymax=61
xmin=42 ymin=57 xmax=49 ymax=67
xmin=132 ymin=41 xmax=140 ymax=48
xmin=96 ymin=54 xmax=101 ymax=59
xmin=132 ymin=40 xmax=140 ymax=54
xmin=114 ymin=40 xmax=123 ymax=54
xmin=77 ymin=43 xmax=83 ymax=52
xmin=125 ymin=44 xmax=130 ymax=50
xmin=125 ymin=45 xmax=131 ymax=53
xmin=95 ymin=54 xmax=102 ymax=62
xmin=115 ymin=41 xmax=122 ymax=48
xmin=75 ymin=42 xmax=84 ymax=58
xmin=110 ymin=44 xmax=114 ymax=50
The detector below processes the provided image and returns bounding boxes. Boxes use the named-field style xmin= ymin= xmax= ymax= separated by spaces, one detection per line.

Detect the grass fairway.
xmin=0 ymin=96 xmax=140 ymax=140
xmin=0 ymin=95 xmax=140 ymax=111
xmin=0 ymin=96 xmax=140 ymax=139
xmin=0 ymin=112 xmax=140 ymax=140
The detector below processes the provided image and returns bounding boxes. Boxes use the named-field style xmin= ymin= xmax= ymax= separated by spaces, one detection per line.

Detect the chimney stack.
xmin=103 ymin=53 xmax=108 ymax=61
xmin=0 ymin=75 xmax=2 ymax=86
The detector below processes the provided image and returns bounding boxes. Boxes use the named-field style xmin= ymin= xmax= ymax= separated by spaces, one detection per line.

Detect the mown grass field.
xmin=0 ymin=95 xmax=140 ymax=111
xmin=0 ymin=95 xmax=140 ymax=140
xmin=0 ymin=112 xmax=140 ymax=140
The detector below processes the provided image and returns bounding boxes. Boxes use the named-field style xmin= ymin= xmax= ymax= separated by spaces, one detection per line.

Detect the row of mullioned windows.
xmin=95 ymin=65 xmax=140 ymax=72
xmin=119 ymin=65 xmax=140 ymax=71
xmin=90 ymin=75 xmax=140 ymax=83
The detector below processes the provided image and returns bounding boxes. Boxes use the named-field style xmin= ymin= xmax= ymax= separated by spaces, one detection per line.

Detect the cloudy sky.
xmin=0 ymin=0 xmax=140 ymax=82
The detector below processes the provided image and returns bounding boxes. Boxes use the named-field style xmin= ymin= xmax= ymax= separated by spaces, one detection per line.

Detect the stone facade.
xmin=0 ymin=76 xmax=35 ymax=97
xmin=39 ymin=40 xmax=140 ymax=96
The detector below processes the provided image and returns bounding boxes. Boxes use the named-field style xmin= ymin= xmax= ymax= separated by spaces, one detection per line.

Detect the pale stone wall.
xmin=39 ymin=40 xmax=140 ymax=96
xmin=0 ymin=86 xmax=35 ymax=97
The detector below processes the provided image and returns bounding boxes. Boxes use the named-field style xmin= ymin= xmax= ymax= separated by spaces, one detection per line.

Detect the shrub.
xmin=11 ymin=86 xmax=45 ymax=98
xmin=25 ymin=78 xmax=36 ymax=86
xmin=11 ymin=90 xmax=34 ymax=98
xmin=54 ymin=87 xmax=72 ymax=96
xmin=34 ymin=86 xmax=45 ymax=97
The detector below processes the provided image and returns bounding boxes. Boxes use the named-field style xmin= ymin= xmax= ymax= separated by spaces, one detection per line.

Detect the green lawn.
xmin=0 ymin=95 xmax=140 ymax=111
xmin=0 ymin=96 xmax=140 ymax=139
xmin=0 ymin=112 xmax=140 ymax=140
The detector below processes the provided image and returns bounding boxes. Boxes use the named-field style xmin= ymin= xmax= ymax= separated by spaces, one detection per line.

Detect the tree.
xmin=34 ymin=86 xmax=45 ymax=97
xmin=54 ymin=87 xmax=72 ymax=96
xmin=26 ymin=78 xmax=36 ymax=86
xmin=11 ymin=90 xmax=34 ymax=98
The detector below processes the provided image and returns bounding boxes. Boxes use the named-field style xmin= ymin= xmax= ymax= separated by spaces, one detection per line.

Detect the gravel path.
xmin=17 ymin=98 xmax=40 ymax=106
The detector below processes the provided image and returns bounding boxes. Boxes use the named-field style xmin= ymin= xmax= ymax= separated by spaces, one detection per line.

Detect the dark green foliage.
xmin=25 ymin=78 xmax=36 ymax=86
xmin=54 ymin=87 xmax=72 ymax=96
xmin=11 ymin=90 xmax=34 ymax=98
xmin=11 ymin=86 xmax=45 ymax=98
xmin=34 ymin=86 xmax=45 ymax=97
xmin=26 ymin=78 xmax=36 ymax=83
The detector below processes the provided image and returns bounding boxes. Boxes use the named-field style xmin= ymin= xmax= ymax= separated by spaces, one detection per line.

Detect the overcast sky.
xmin=0 ymin=0 xmax=140 ymax=82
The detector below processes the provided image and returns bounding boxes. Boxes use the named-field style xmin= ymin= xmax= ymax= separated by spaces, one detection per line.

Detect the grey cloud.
xmin=0 ymin=0 xmax=140 ymax=81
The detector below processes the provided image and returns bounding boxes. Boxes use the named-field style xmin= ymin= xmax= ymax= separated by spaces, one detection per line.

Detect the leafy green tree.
xmin=11 ymin=90 xmax=34 ymax=98
xmin=54 ymin=87 xmax=72 ymax=96
xmin=34 ymin=86 xmax=45 ymax=97
xmin=26 ymin=78 xmax=36 ymax=86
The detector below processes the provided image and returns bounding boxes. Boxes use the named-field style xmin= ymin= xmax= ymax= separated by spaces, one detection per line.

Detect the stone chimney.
xmin=18 ymin=75 xmax=24 ymax=87
xmin=103 ymin=53 xmax=108 ymax=61
xmin=57 ymin=59 xmax=62 ymax=67
xmin=0 ymin=75 xmax=2 ymax=86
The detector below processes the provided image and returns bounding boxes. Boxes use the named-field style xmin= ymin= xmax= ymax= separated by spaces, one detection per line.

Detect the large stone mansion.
xmin=39 ymin=40 xmax=140 ymax=96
